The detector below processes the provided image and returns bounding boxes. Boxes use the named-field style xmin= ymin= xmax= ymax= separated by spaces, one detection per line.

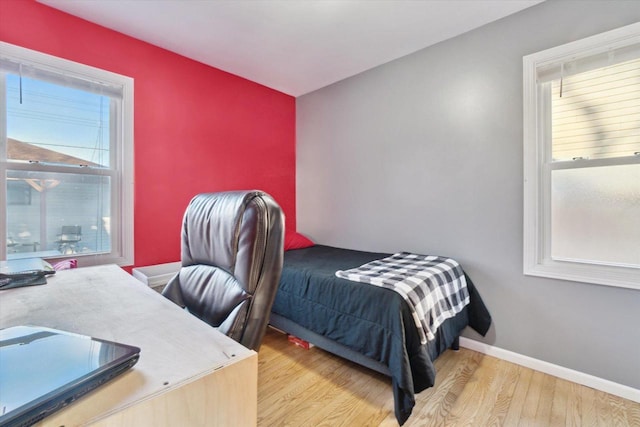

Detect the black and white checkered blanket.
xmin=335 ymin=252 xmax=470 ymax=344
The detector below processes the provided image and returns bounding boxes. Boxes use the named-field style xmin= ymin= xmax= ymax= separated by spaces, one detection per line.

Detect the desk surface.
xmin=0 ymin=264 xmax=256 ymax=426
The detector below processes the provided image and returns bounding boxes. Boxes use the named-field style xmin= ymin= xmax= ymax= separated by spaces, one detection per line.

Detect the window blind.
xmin=536 ymin=42 xmax=640 ymax=82
xmin=0 ymin=57 xmax=123 ymax=99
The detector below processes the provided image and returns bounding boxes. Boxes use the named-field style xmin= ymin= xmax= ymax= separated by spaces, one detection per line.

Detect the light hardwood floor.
xmin=258 ymin=328 xmax=640 ymax=426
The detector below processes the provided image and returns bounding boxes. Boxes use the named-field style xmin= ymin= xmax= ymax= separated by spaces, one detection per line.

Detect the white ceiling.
xmin=38 ymin=0 xmax=543 ymax=97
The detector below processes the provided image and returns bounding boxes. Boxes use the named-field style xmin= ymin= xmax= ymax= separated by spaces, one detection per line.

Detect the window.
xmin=523 ymin=23 xmax=640 ymax=289
xmin=1 ymin=42 xmax=133 ymax=266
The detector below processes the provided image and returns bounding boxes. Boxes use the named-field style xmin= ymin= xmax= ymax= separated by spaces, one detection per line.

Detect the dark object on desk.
xmin=0 ymin=258 xmax=55 ymax=290
xmin=0 ymin=326 xmax=140 ymax=427
xmin=0 ymin=271 xmax=48 ymax=289
xmin=162 ymin=190 xmax=284 ymax=351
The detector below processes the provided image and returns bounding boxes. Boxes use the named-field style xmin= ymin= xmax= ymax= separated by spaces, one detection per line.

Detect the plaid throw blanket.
xmin=336 ymin=252 xmax=470 ymax=345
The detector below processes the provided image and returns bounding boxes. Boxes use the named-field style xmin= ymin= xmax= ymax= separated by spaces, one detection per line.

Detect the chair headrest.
xmin=180 ymin=190 xmax=281 ymax=279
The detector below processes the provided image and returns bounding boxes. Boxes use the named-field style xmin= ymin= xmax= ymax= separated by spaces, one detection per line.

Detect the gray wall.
xmin=296 ymin=0 xmax=640 ymax=389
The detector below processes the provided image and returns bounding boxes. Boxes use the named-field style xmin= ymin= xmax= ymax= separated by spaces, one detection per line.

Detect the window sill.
xmin=524 ymin=259 xmax=640 ymax=290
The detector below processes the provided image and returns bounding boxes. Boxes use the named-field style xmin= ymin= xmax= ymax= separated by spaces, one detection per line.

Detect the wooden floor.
xmin=258 ymin=328 xmax=640 ymax=426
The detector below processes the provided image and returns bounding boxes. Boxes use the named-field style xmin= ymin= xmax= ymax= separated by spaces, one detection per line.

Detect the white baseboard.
xmin=459 ymin=337 xmax=640 ymax=403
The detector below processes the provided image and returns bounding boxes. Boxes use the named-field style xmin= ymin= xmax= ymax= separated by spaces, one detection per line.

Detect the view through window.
xmin=5 ymin=75 xmax=112 ymax=258
xmin=1 ymin=42 xmax=133 ymax=265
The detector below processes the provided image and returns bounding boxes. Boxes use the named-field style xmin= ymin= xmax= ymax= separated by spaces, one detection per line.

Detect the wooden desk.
xmin=0 ymin=265 xmax=257 ymax=426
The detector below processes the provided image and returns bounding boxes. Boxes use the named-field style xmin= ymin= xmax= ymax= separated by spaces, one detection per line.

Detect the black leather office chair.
xmin=162 ymin=190 xmax=284 ymax=351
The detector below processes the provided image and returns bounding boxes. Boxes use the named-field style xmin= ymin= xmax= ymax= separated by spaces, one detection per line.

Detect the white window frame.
xmin=523 ymin=22 xmax=640 ymax=290
xmin=0 ymin=42 xmax=134 ymax=266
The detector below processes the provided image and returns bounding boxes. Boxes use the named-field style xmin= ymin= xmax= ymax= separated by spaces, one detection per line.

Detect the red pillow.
xmin=284 ymin=232 xmax=315 ymax=251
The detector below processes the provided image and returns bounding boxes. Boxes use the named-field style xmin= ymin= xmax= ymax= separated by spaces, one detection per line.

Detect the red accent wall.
xmin=0 ymin=0 xmax=296 ymax=269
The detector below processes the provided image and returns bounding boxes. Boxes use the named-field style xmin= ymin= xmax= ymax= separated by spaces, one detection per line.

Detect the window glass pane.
xmin=551 ymin=58 xmax=640 ymax=161
xmin=6 ymin=170 xmax=111 ymax=259
xmin=6 ymin=74 xmax=111 ymax=168
xmin=551 ymin=164 xmax=640 ymax=267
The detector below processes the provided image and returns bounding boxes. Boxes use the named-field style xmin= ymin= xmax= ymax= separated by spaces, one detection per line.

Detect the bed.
xmin=269 ymin=244 xmax=492 ymax=425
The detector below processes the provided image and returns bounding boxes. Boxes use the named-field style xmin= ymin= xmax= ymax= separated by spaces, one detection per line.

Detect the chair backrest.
xmin=162 ymin=190 xmax=284 ymax=350
xmin=59 ymin=225 xmax=81 ymax=242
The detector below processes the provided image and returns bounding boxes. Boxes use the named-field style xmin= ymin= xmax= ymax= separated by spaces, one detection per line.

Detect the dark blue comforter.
xmin=271 ymin=245 xmax=491 ymax=425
